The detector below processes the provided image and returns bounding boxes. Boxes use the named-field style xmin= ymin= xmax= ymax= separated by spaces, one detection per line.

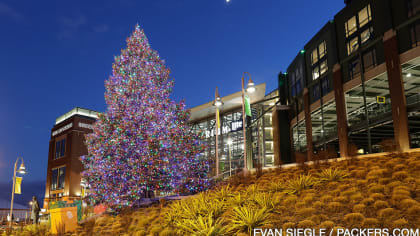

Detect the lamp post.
xmin=9 ymin=157 xmax=26 ymax=229
xmin=241 ymin=72 xmax=255 ymax=172
xmin=213 ymin=87 xmax=223 ymax=177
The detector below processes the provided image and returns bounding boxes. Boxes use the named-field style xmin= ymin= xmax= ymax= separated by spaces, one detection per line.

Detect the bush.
xmin=318 ymin=168 xmax=349 ymax=182
xmin=362 ymin=218 xmax=380 ymax=228
xmin=392 ymin=171 xmax=409 ymax=180
xmin=398 ymin=199 xmax=419 ymax=210
xmin=326 ymin=202 xmax=344 ymax=213
xmin=297 ymin=220 xmax=316 ymax=228
xmin=319 ymin=221 xmax=335 ymax=230
xmin=353 ymin=204 xmax=366 ymax=213
xmin=229 ymin=206 xmax=271 ymax=235
xmin=373 ymin=200 xmax=389 ymax=210
xmin=344 ymin=213 xmax=365 ymax=227
xmin=296 ymin=208 xmax=316 ymax=218
xmin=378 ymin=208 xmax=398 ymax=220
xmin=285 ymin=174 xmax=319 ymax=194
xmin=392 ymin=219 xmax=409 ymax=229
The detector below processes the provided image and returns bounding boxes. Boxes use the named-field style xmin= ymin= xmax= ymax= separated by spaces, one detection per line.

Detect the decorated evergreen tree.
xmin=81 ymin=25 xmax=210 ymax=209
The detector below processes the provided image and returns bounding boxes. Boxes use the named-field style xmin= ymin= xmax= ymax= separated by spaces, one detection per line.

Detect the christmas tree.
xmin=81 ymin=25 xmax=210 ymax=209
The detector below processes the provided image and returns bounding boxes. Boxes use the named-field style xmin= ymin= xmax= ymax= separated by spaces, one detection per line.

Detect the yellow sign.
xmin=377 ymin=96 xmax=386 ymax=104
xmin=216 ymin=108 xmax=220 ymax=129
xmin=15 ymin=177 xmax=22 ymax=194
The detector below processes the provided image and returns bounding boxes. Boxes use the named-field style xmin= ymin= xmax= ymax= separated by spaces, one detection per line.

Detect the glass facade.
xmin=402 ymin=57 xmax=420 ymax=148
xmin=292 ymin=119 xmax=307 ymax=153
xmin=190 ymin=92 xmax=278 ymax=177
xmin=345 ymin=72 xmax=394 ymax=153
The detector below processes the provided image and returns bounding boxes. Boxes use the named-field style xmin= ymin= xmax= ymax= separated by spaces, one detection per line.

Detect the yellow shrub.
xmin=392 ymin=164 xmax=406 ymax=172
xmin=313 ymin=201 xmax=323 ymax=209
xmin=326 ymin=202 xmax=344 ymax=213
xmin=378 ymin=208 xmax=399 ymax=220
xmin=320 ymin=195 xmax=333 ymax=203
xmin=282 ymin=222 xmax=295 ymax=230
xmin=356 ymin=179 xmax=368 ymax=187
xmin=295 ymin=208 xmax=316 ymax=218
xmin=362 ymin=218 xmax=380 ymax=228
xmin=344 ymin=213 xmax=365 ymax=227
xmin=353 ymin=204 xmax=366 ymax=213
xmin=398 ymin=199 xmax=419 ymax=210
xmin=134 ymin=229 xmax=147 ymax=236
xmin=333 ymin=196 xmax=348 ymax=204
xmin=283 ymin=195 xmax=298 ymax=205
xmin=319 ymin=221 xmax=335 ymax=230
xmin=392 ymin=171 xmax=409 ymax=180
xmin=373 ymin=200 xmax=389 ymax=210
xmin=392 ymin=219 xmax=409 ymax=228
xmin=407 ymin=205 xmax=420 ymax=216
xmin=370 ymin=193 xmax=385 ymax=200
xmin=368 ymin=184 xmax=384 ymax=194
xmin=378 ymin=178 xmax=391 ymax=185
xmin=349 ymin=193 xmax=363 ymax=202
xmin=297 ymin=220 xmax=316 ymax=228
xmin=309 ymin=215 xmax=324 ymax=224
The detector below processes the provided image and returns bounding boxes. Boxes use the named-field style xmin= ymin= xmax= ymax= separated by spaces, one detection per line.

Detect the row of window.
xmin=345 ymin=5 xmax=373 ymax=56
xmin=348 ymin=48 xmax=377 ymax=80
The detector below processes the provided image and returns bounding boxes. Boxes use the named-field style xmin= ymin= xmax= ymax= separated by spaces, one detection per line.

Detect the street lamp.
xmin=241 ymin=72 xmax=255 ymax=172
xmin=9 ymin=157 xmax=26 ymax=229
xmin=213 ymin=87 xmax=223 ymax=177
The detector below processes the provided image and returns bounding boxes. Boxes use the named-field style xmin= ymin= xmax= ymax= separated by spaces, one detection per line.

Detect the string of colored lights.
xmin=80 ymin=25 xmax=211 ymax=209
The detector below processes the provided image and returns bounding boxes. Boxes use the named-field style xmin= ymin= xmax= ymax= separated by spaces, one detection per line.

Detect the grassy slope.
xmin=10 ymin=152 xmax=420 ymax=236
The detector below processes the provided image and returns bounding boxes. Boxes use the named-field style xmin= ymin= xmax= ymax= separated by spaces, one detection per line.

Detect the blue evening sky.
xmin=0 ymin=0 xmax=345 ymax=183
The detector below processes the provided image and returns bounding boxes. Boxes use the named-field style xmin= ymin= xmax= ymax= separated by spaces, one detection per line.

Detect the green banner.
xmin=245 ymin=96 xmax=251 ymax=116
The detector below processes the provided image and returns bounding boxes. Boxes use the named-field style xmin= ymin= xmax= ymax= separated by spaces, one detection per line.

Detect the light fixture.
xmin=407 ymin=73 xmax=412 ymax=77
xmin=214 ymin=97 xmax=223 ymax=107
xmin=246 ymin=79 xmax=255 ymax=93
xmin=213 ymin=87 xmax=223 ymax=107
xmin=227 ymin=139 xmax=233 ymax=145
xmin=18 ymin=163 xmax=26 ymax=174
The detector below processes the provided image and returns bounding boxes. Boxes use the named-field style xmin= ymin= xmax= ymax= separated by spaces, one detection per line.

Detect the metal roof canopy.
xmin=189 ymin=83 xmax=266 ymax=122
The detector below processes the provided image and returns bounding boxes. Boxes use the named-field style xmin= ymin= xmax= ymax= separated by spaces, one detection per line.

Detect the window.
xmin=311 ymin=41 xmax=328 ymax=80
xmin=358 ymin=5 xmax=372 ymax=28
xmin=321 ymin=77 xmax=332 ymax=95
xmin=290 ymin=62 xmax=304 ymax=97
xmin=51 ymin=166 xmax=65 ymax=191
xmin=361 ymin=27 xmax=373 ymax=44
xmin=311 ymin=84 xmax=321 ymax=103
xmin=313 ymin=66 xmax=320 ymax=80
xmin=410 ymin=21 xmax=420 ymax=48
xmin=408 ymin=0 xmax=420 ymax=17
xmin=54 ymin=138 xmax=66 ymax=159
xmin=345 ymin=4 xmax=373 ymax=56
xmin=363 ymin=48 xmax=376 ymax=71
xmin=345 ymin=16 xmax=357 ymax=37
xmin=311 ymin=49 xmax=318 ymax=65
xmin=349 ymin=57 xmax=361 ymax=79
xmin=347 ymin=36 xmax=359 ymax=55
xmin=318 ymin=41 xmax=326 ymax=58
xmin=320 ymin=60 xmax=328 ymax=75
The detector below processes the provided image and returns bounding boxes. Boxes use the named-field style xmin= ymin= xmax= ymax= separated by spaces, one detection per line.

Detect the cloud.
xmin=0 ymin=2 xmax=23 ymax=21
xmin=93 ymin=24 xmax=109 ymax=33
xmin=58 ymin=14 xmax=87 ymax=39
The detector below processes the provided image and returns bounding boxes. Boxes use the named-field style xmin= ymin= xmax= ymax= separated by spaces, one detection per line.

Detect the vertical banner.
xmin=245 ymin=96 xmax=251 ymax=116
xmin=216 ymin=108 xmax=221 ymax=129
xmin=15 ymin=177 xmax=22 ymax=194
